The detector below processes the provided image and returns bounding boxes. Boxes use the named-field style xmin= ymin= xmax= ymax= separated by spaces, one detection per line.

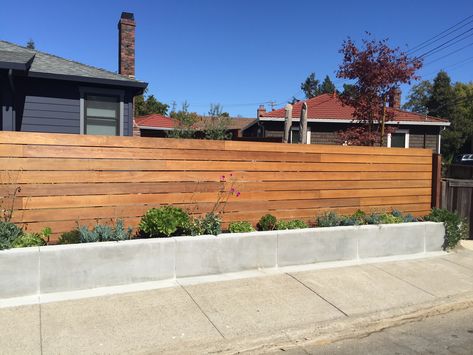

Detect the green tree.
xmin=301 ymin=73 xmax=320 ymax=99
xmin=402 ymin=80 xmax=432 ymax=114
xmin=134 ymin=89 xmax=169 ymax=116
xmin=427 ymin=71 xmax=455 ymax=119
xmin=319 ymin=75 xmax=336 ymax=94
xmin=203 ymin=104 xmax=232 ymax=140
xmin=167 ymin=101 xmax=198 ymax=139
xmin=26 ymin=39 xmax=35 ymax=49
xmin=404 ymin=71 xmax=473 ymax=160
xmin=441 ymin=82 xmax=473 ymax=161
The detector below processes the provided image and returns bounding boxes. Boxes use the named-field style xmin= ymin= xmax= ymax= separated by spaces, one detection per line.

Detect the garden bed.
xmin=0 ymin=222 xmax=445 ymax=300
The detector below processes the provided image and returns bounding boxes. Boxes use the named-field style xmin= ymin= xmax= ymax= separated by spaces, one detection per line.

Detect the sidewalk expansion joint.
xmin=441 ymin=257 xmax=473 ymax=272
xmin=369 ymin=264 xmax=437 ymax=298
xmin=177 ymin=282 xmax=226 ymax=340
xmin=285 ymin=273 xmax=349 ymax=317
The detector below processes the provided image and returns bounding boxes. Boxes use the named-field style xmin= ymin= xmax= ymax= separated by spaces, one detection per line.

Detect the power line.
xmin=407 ymin=14 xmax=473 ymax=53
xmin=417 ymin=27 xmax=473 ymax=58
xmin=424 ymin=41 xmax=473 ymax=66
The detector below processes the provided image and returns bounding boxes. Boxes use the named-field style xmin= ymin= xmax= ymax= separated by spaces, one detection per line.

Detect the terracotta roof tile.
xmin=261 ymin=93 xmax=449 ymax=124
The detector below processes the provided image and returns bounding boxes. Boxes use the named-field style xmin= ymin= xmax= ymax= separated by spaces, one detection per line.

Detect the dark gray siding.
xmin=21 ymin=95 xmax=80 ymax=134
xmin=5 ymin=76 xmax=136 ymax=136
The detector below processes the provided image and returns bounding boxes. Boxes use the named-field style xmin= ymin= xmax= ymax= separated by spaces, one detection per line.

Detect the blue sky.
xmin=1 ymin=0 xmax=472 ymax=117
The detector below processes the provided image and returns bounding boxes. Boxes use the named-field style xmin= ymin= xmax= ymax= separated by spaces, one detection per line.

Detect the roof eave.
xmin=27 ymin=71 xmax=148 ymax=92
xmin=258 ymin=117 xmax=450 ymax=126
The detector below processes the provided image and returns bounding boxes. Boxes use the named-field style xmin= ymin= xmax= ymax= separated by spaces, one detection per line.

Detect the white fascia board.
xmin=258 ymin=117 xmax=450 ymax=126
xmin=137 ymin=126 xmax=174 ymax=131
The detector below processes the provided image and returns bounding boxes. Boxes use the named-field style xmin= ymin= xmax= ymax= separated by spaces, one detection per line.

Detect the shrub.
xmin=199 ymin=212 xmax=222 ymax=235
xmin=425 ymin=208 xmax=469 ymax=250
xmin=12 ymin=232 xmax=47 ymax=248
xmin=78 ymin=219 xmax=132 ymax=243
xmin=276 ymin=219 xmax=308 ymax=230
xmin=57 ymin=230 xmax=81 ymax=245
xmin=0 ymin=221 xmax=23 ymax=250
xmin=139 ymin=206 xmax=190 ymax=238
xmin=316 ymin=212 xmax=340 ymax=227
xmin=364 ymin=212 xmax=403 ymax=225
xmin=228 ymin=221 xmax=255 ymax=233
xmin=257 ymin=214 xmax=277 ymax=231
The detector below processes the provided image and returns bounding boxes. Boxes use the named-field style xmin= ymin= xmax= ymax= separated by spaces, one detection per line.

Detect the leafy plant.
xmin=78 ymin=219 xmax=132 ymax=243
xmin=257 ymin=214 xmax=277 ymax=231
xmin=276 ymin=219 xmax=308 ymax=230
xmin=12 ymin=232 xmax=46 ymax=248
xmin=316 ymin=212 xmax=341 ymax=227
xmin=57 ymin=230 xmax=81 ymax=245
xmin=228 ymin=221 xmax=255 ymax=233
xmin=139 ymin=206 xmax=190 ymax=238
xmin=200 ymin=212 xmax=222 ymax=235
xmin=0 ymin=221 xmax=23 ymax=250
xmin=425 ymin=208 xmax=469 ymax=250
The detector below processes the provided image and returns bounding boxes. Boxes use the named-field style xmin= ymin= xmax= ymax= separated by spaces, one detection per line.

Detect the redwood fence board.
xmin=0 ymin=132 xmax=433 ymax=241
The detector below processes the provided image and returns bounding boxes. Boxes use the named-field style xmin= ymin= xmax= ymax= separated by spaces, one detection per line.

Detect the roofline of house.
xmin=137 ymin=125 xmax=174 ymax=131
xmin=27 ymin=71 xmax=148 ymax=92
xmin=258 ymin=117 xmax=451 ymax=126
xmin=0 ymin=55 xmax=35 ymax=71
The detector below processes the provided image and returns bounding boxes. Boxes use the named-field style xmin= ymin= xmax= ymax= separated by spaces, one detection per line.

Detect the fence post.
xmin=431 ymin=153 xmax=442 ymax=208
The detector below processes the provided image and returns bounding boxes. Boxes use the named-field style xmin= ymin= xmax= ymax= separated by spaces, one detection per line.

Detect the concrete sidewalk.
xmin=2 ymin=249 xmax=473 ymax=354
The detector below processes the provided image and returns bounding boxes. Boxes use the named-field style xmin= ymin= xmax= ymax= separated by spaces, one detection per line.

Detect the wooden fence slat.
xmin=0 ymin=158 xmax=433 ymax=172
xmin=0 ymin=131 xmax=432 ymax=156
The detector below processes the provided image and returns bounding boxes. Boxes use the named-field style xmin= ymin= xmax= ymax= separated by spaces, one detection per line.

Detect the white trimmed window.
xmin=290 ymin=127 xmax=311 ymax=144
xmin=80 ymin=88 xmax=124 ymax=136
xmin=387 ymin=129 xmax=409 ymax=148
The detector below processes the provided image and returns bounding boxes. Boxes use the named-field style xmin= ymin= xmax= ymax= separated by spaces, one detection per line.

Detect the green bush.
xmin=57 ymin=230 xmax=81 ymax=245
xmin=316 ymin=212 xmax=341 ymax=227
xmin=12 ymin=232 xmax=47 ymax=248
xmin=425 ymin=208 xmax=469 ymax=250
xmin=199 ymin=212 xmax=222 ymax=235
xmin=276 ymin=219 xmax=308 ymax=230
xmin=257 ymin=214 xmax=277 ymax=231
xmin=0 ymin=221 xmax=23 ymax=250
xmin=228 ymin=221 xmax=255 ymax=233
xmin=78 ymin=219 xmax=132 ymax=243
xmin=139 ymin=206 xmax=190 ymax=238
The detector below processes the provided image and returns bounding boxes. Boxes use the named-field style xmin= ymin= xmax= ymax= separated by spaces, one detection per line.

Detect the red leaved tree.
xmin=337 ymin=34 xmax=423 ymax=146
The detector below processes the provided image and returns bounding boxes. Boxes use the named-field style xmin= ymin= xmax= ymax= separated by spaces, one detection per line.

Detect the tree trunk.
xmin=380 ymin=96 xmax=387 ymax=147
xmin=299 ymin=102 xmax=308 ymax=144
xmin=283 ymin=104 xmax=293 ymax=143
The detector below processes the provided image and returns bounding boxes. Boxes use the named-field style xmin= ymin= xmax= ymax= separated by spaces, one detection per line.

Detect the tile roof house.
xmin=0 ymin=12 xmax=147 ymax=136
xmin=134 ymin=114 xmax=257 ymax=139
xmin=255 ymin=93 xmax=450 ymax=153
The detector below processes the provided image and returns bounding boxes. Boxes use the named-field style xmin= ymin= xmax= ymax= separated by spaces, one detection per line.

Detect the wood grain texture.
xmin=0 ymin=131 xmax=433 ymax=241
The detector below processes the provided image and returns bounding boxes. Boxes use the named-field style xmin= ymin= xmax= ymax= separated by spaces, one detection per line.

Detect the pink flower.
xmin=220 ymin=175 xmax=226 ymax=182
xmin=236 ymin=191 xmax=241 ymax=197
xmin=230 ymin=187 xmax=235 ymax=194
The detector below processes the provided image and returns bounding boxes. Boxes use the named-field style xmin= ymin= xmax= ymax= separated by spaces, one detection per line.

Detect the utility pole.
xmin=268 ymin=101 xmax=277 ymax=111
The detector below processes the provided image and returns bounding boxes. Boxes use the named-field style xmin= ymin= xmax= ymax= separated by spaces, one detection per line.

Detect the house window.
xmin=387 ymin=130 xmax=409 ymax=148
xmin=84 ymin=94 xmax=120 ymax=135
xmin=290 ymin=127 xmax=311 ymax=144
xmin=80 ymin=88 xmax=124 ymax=136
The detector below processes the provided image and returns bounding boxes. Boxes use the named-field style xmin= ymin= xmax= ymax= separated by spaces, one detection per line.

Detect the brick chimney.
xmin=118 ymin=12 xmax=136 ymax=78
xmin=388 ymin=88 xmax=401 ymax=109
xmin=257 ymin=104 xmax=266 ymax=118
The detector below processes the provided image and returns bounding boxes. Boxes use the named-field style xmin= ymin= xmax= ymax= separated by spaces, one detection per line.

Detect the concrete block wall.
xmin=0 ymin=222 xmax=445 ymax=299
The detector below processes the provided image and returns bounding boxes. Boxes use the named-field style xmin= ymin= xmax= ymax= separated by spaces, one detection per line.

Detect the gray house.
xmin=0 ymin=12 xmax=147 ymax=136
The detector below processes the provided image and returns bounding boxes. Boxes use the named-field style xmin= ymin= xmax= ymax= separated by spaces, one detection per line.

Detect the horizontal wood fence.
xmin=0 ymin=131 xmax=434 ymax=241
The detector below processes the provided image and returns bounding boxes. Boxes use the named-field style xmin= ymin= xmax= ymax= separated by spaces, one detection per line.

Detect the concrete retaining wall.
xmin=0 ymin=222 xmax=445 ymax=299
